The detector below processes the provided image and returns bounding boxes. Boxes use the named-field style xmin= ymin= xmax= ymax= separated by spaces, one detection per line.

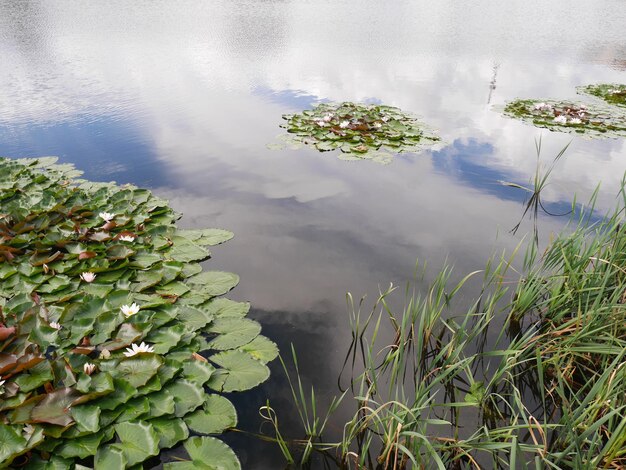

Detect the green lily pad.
xmin=165 ymin=379 xmax=206 ymax=417
xmin=208 ymin=350 xmax=270 ymax=392
xmin=115 ymin=354 xmax=163 ymax=388
xmin=112 ymin=421 xmax=160 ymax=466
xmin=502 ymin=98 xmax=626 ymax=137
xmin=163 ymin=436 xmax=241 ymax=470
xmin=184 ymin=395 xmax=237 ymax=435
xmin=186 ymin=271 xmax=240 ymax=297
xmin=176 ymin=228 xmax=234 ymax=246
xmin=150 ymin=417 xmax=189 ymax=449
xmin=0 ymin=157 xmax=273 ymax=467
xmin=205 ymin=317 xmax=262 ymax=351
xmin=240 ymin=335 xmax=279 ymax=364
xmin=578 ymin=83 xmax=626 ymax=108
xmin=274 ymin=102 xmax=439 ymax=163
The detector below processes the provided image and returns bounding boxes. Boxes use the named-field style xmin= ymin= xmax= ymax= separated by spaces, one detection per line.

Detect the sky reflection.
xmin=0 ymin=1 xmax=625 ymax=467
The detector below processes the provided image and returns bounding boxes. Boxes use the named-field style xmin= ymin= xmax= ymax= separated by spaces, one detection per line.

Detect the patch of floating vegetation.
xmin=271 ymin=102 xmax=439 ymax=164
xmin=0 ymin=157 xmax=277 ymax=468
xmin=503 ymin=98 xmax=626 ymax=138
xmin=578 ymin=83 xmax=626 ymax=108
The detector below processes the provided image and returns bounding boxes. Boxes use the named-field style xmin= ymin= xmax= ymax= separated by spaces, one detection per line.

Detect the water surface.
xmin=1 ymin=1 xmax=625 ymax=467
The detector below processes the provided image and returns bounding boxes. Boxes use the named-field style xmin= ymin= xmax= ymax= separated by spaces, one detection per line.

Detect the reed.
xmin=262 ymin=167 xmax=626 ymax=469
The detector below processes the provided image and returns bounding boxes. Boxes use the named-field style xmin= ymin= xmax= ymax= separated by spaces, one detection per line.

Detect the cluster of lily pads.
xmin=578 ymin=83 xmax=626 ymax=108
xmin=503 ymin=83 xmax=626 ymax=137
xmin=0 ymin=157 xmax=277 ymax=468
xmin=272 ymin=102 xmax=439 ymax=163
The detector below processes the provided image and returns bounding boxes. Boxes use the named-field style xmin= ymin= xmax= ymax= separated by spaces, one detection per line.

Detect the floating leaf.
xmin=176 ymin=228 xmax=234 ymax=246
xmin=186 ymin=271 xmax=239 ymax=297
xmin=201 ymin=298 xmax=250 ymax=318
xmin=106 ymin=244 xmax=136 ymax=260
xmin=151 ymin=417 xmax=189 ymax=449
xmin=184 ymin=395 xmax=237 ymax=434
xmin=145 ymin=389 xmax=176 ymax=418
xmin=113 ymin=421 xmax=160 ymax=466
xmin=0 ymin=424 xmax=27 ymax=463
xmin=208 ymin=351 xmax=270 ymax=392
xmin=206 ymin=318 xmax=261 ymax=350
xmin=168 ymin=236 xmax=209 ymax=263
xmin=115 ymin=354 xmax=163 ymax=388
xmin=182 ymin=359 xmax=216 ymax=386
xmin=70 ymin=404 xmax=101 ymax=433
xmin=31 ymin=388 xmax=79 ymax=426
xmin=163 ymin=436 xmax=241 ymax=470
xmin=95 ymin=444 xmax=127 ymax=469
xmin=165 ymin=379 xmax=206 ymax=417
xmin=240 ymin=336 xmax=279 ymax=364
xmin=57 ymin=428 xmax=113 ymax=459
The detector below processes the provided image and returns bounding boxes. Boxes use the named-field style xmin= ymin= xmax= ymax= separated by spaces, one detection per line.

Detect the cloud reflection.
xmin=2 ymin=2 xmax=626 ymax=466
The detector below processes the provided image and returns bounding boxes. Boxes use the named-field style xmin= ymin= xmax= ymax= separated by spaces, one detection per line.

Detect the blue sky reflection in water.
xmin=0 ymin=1 xmax=625 ymax=467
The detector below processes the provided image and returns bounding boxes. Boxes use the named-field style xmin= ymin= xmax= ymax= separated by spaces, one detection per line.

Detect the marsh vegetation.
xmin=262 ymin=182 xmax=626 ymax=469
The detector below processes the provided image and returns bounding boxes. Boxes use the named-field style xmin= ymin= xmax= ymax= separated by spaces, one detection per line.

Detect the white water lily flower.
xmin=83 ymin=363 xmax=96 ymax=375
xmin=374 ymin=122 xmax=383 ymax=128
xmin=553 ymin=115 xmax=567 ymax=124
xmin=123 ymin=342 xmax=155 ymax=357
xmin=569 ymin=117 xmax=582 ymax=124
xmin=80 ymin=272 xmax=97 ymax=283
xmin=533 ymin=102 xmax=552 ymax=112
xmin=315 ymin=120 xmax=327 ymax=127
xmin=322 ymin=114 xmax=332 ymax=122
xmin=49 ymin=321 xmax=62 ymax=330
xmin=381 ymin=116 xmax=390 ymax=122
xmin=98 ymin=212 xmax=115 ymax=222
xmin=119 ymin=235 xmax=135 ymax=242
xmin=121 ymin=303 xmax=140 ymax=318
xmin=339 ymin=121 xmax=350 ymax=128
xmin=99 ymin=349 xmax=111 ymax=359
xmin=23 ymin=424 xmax=35 ymax=439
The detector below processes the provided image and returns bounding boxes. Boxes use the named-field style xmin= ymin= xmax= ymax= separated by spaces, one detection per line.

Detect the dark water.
xmin=1 ymin=1 xmax=625 ymax=468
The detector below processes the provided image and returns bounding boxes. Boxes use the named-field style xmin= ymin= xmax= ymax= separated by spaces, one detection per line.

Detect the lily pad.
xmin=274 ymin=102 xmax=439 ymax=163
xmin=112 ymin=420 xmax=160 ymax=466
xmin=208 ymin=350 xmax=270 ymax=392
xmin=205 ymin=318 xmax=262 ymax=350
xmin=240 ymin=335 xmax=279 ymax=364
xmin=578 ymin=83 xmax=626 ymax=108
xmin=163 ymin=436 xmax=241 ymax=470
xmin=502 ymin=99 xmax=626 ymax=138
xmin=0 ymin=157 xmax=275 ymax=468
xmin=184 ymin=395 xmax=237 ymax=434
xmin=116 ymin=354 xmax=163 ymax=388
xmin=176 ymin=228 xmax=234 ymax=246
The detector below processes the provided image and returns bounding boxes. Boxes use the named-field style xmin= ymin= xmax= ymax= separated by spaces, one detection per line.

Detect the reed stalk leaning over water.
xmin=261 ymin=177 xmax=626 ymax=469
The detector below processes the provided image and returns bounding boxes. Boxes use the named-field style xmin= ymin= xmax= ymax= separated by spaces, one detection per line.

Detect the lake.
xmin=1 ymin=1 xmax=625 ymax=467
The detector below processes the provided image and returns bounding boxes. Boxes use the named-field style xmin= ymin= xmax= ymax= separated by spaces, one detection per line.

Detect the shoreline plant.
xmin=0 ymin=157 xmax=277 ymax=469
xmin=272 ymin=102 xmax=439 ymax=164
xmin=262 ymin=179 xmax=626 ymax=468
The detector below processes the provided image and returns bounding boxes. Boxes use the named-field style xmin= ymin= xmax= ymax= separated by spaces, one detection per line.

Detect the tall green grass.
xmin=262 ymin=172 xmax=626 ymax=468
